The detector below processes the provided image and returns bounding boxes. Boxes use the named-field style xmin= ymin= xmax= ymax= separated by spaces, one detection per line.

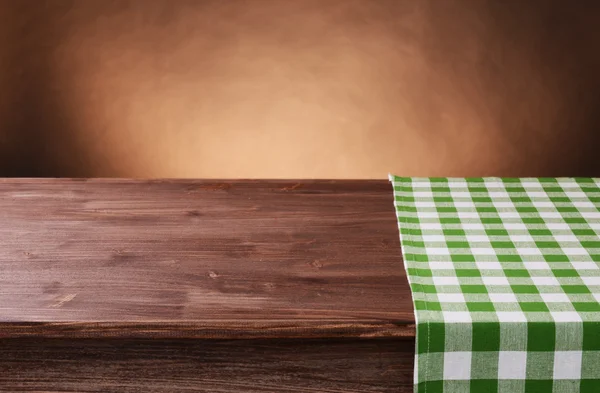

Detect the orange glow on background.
xmin=1 ymin=0 xmax=599 ymax=178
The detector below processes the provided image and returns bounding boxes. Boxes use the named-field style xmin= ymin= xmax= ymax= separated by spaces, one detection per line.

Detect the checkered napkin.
xmin=389 ymin=176 xmax=600 ymax=393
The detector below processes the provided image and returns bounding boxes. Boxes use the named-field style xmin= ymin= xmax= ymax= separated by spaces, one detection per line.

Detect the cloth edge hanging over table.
xmin=389 ymin=175 xmax=600 ymax=393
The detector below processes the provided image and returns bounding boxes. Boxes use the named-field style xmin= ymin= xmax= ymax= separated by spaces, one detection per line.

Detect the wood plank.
xmin=0 ymin=338 xmax=414 ymax=392
xmin=0 ymin=179 xmax=414 ymax=339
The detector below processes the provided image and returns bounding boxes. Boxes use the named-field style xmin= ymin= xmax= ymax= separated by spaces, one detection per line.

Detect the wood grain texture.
xmin=0 ymin=338 xmax=413 ymax=392
xmin=0 ymin=179 xmax=413 ymax=339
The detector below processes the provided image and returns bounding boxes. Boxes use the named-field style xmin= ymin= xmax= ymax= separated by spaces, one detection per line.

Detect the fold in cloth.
xmin=390 ymin=176 xmax=600 ymax=393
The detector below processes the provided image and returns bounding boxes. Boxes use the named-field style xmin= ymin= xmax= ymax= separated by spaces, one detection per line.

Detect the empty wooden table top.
xmin=0 ymin=179 xmax=415 ymax=392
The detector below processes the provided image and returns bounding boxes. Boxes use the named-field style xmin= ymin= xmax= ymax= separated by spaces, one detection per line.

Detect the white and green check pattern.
xmin=390 ymin=176 xmax=600 ymax=393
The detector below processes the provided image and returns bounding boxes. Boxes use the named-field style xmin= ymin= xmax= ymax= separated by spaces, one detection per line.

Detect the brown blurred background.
xmin=0 ymin=0 xmax=599 ymax=178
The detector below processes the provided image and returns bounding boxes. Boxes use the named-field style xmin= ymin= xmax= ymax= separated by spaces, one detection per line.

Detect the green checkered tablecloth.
xmin=389 ymin=176 xmax=600 ymax=393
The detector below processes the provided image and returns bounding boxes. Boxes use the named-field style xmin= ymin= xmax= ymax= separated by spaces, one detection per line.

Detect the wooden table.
xmin=0 ymin=179 xmax=414 ymax=392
